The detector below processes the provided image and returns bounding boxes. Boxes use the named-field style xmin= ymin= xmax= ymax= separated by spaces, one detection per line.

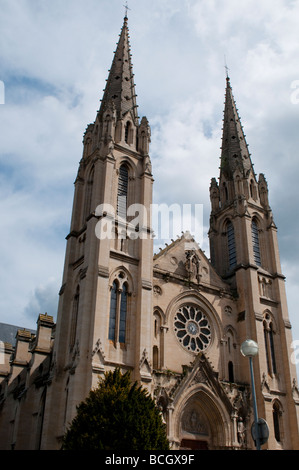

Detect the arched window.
xmin=252 ymin=219 xmax=261 ymax=266
xmin=263 ymin=312 xmax=277 ymax=376
xmin=273 ymin=401 xmax=282 ymax=442
xmin=108 ymin=281 xmax=118 ymax=341
xmin=223 ymin=182 xmax=228 ymax=202
xmin=119 ymin=284 xmax=128 ymax=343
xmin=83 ymin=165 xmax=94 ymax=222
xmin=153 ymin=310 xmax=163 ymax=370
xmin=108 ymin=277 xmax=129 ymax=344
xmin=117 ymin=164 xmax=129 ymax=221
xmin=70 ymin=286 xmax=80 ymax=350
xmin=125 ymin=121 xmax=131 ymax=143
xmin=250 ymin=179 xmax=257 ymax=199
xmin=227 ymin=221 xmax=237 ymax=269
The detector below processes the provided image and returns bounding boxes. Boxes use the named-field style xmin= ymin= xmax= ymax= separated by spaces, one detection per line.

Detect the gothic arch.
xmin=215 ymin=216 xmax=237 ymax=273
xmin=223 ymin=325 xmax=239 ymax=382
xmin=263 ymin=310 xmax=278 ymax=376
xmin=234 ymin=170 xmax=244 ymax=197
xmin=221 ymin=181 xmax=229 ymax=204
xmin=224 ymin=323 xmax=238 ymax=338
xmin=226 ymin=219 xmax=237 ymax=270
xmin=272 ymin=398 xmax=284 ymax=444
xmin=153 ymin=305 xmax=166 ymax=325
xmin=249 ymin=177 xmax=258 ymax=200
xmin=109 ymin=266 xmax=134 ymax=294
xmin=251 ymin=211 xmax=263 ymax=226
xmin=153 ymin=308 xmax=165 ymax=370
xmin=263 ymin=309 xmax=278 ymax=333
xmin=115 ymin=159 xmax=137 ymax=227
xmin=116 ymin=157 xmax=137 ymax=178
xmin=124 ymin=119 xmax=134 ymax=145
xmin=108 ymin=270 xmax=132 ymax=345
xmin=218 ymin=215 xmax=234 ymax=234
xmin=173 ymin=383 xmax=232 ymax=449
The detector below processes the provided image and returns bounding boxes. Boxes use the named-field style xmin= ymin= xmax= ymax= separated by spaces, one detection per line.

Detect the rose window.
xmin=174 ymin=305 xmax=211 ymax=353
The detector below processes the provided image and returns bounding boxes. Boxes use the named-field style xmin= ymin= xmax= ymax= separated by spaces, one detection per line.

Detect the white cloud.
xmin=24 ymin=277 xmax=60 ymax=323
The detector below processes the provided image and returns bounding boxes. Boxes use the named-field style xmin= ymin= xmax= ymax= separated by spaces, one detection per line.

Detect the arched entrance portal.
xmin=175 ymin=387 xmax=231 ymax=450
xmin=180 ymin=404 xmax=210 ymax=449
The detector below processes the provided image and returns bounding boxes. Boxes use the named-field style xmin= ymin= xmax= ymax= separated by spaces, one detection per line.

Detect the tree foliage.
xmin=62 ymin=368 xmax=170 ymax=450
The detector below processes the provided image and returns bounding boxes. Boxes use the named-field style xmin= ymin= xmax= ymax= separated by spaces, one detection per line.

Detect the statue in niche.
xmin=185 ymin=250 xmax=201 ymax=284
xmin=144 ymin=155 xmax=152 ymax=175
xmin=237 ymin=417 xmax=246 ymax=447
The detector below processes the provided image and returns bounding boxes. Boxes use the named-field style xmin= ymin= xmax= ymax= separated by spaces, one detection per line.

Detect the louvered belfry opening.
xmin=117 ymin=164 xmax=128 ymax=222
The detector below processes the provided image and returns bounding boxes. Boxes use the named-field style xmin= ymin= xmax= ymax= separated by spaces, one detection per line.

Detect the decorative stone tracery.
xmin=174 ymin=305 xmax=211 ymax=353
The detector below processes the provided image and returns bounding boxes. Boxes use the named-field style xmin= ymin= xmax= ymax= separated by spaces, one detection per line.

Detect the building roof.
xmin=0 ymin=322 xmax=36 ymax=346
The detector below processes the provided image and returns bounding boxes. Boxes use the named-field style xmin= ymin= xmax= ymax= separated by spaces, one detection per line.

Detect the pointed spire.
xmin=220 ymin=77 xmax=254 ymax=181
xmin=99 ymin=16 xmax=138 ymax=124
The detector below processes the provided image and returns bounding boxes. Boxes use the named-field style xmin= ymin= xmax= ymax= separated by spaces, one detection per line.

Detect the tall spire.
xmin=99 ymin=16 xmax=139 ymax=125
xmin=220 ymin=77 xmax=254 ymax=181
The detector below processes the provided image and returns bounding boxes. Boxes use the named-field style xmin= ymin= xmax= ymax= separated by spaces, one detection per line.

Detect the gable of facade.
xmin=151 ymin=233 xmax=238 ymax=378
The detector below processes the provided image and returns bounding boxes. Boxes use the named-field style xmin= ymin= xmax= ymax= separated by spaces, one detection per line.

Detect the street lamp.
xmin=240 ymin=339 xmax=261 ymax=450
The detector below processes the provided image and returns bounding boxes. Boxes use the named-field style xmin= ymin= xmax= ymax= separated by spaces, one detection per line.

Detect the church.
xmin=1 ymin=14 xmax=299 ymax=450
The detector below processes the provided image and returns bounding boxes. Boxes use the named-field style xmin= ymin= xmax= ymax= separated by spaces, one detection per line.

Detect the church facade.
xmin=1 ymin=16 xmax=299 ymax=450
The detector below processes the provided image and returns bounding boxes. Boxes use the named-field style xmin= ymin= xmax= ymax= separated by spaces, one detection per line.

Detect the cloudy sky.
xmin=0 ymin=0 xmax=299 ymax=370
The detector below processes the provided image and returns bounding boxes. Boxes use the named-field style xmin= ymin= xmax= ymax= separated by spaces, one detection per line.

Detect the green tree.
xmin=62 ymin=368 xmax=169 ymax=450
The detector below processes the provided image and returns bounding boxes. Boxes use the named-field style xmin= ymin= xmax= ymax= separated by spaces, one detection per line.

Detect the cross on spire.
xmin=224 ymin=55 xmax=230 ymax=79
xmin=123 ymin=1 xmax=131 ymax=18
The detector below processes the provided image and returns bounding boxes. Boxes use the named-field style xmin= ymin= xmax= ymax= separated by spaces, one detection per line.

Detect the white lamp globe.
xmin=240 ymin=339 xmax=259 ymax=357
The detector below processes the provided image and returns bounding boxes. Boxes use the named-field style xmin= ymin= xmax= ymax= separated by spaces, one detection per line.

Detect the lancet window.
xmin=252 ymin=219 xmax=261 ymax=266
xmin=125 ymin=121 xmax=131 ymax=144
xmin=273 ymin=401 xmax=283 ymax=443
xmin=263 ymin=312 xmax=277 ymax=376
xmin=108 ymin=272 xmax=130 ymax=344
xmin=70 ymin=286 xmax=80 ymax=350
xmin=227 ymin=221 xmax=237 ymax=270
xmin=117 ymin=164 xmax=129 ymax=221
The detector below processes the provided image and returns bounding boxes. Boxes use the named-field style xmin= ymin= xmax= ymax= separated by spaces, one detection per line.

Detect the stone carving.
xmin=92 ymin=338 xmax=105 ymax=360
xmin=224 ymin=305 xmax=232 ymax=316
xmin=153 ymin=285 xmax=162 ymax=296
xmin=182 ymin=408 xmax=209 ymax=436
xmin=292 ymin=378 xmax=299 ymax=399
xmin=139 ymin=348 xmax=152 ymax=382
xmin=237 ymin=417 xmax=246 ymax=446
xmin=185 ymin=250 xmax=201 ymax=284
xmin=258 ymin=276 xmax=273 ymax=299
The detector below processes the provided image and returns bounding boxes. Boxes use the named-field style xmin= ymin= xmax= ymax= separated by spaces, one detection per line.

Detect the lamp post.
xmin=240 ymin=339 xmax=260 ymax=450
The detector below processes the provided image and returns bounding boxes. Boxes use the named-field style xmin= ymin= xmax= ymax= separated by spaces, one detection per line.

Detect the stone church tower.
xmin=41 ymin=14 xmax=154 ymax=449
xmin=1 ymin=15 xmax=299 ymax=450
